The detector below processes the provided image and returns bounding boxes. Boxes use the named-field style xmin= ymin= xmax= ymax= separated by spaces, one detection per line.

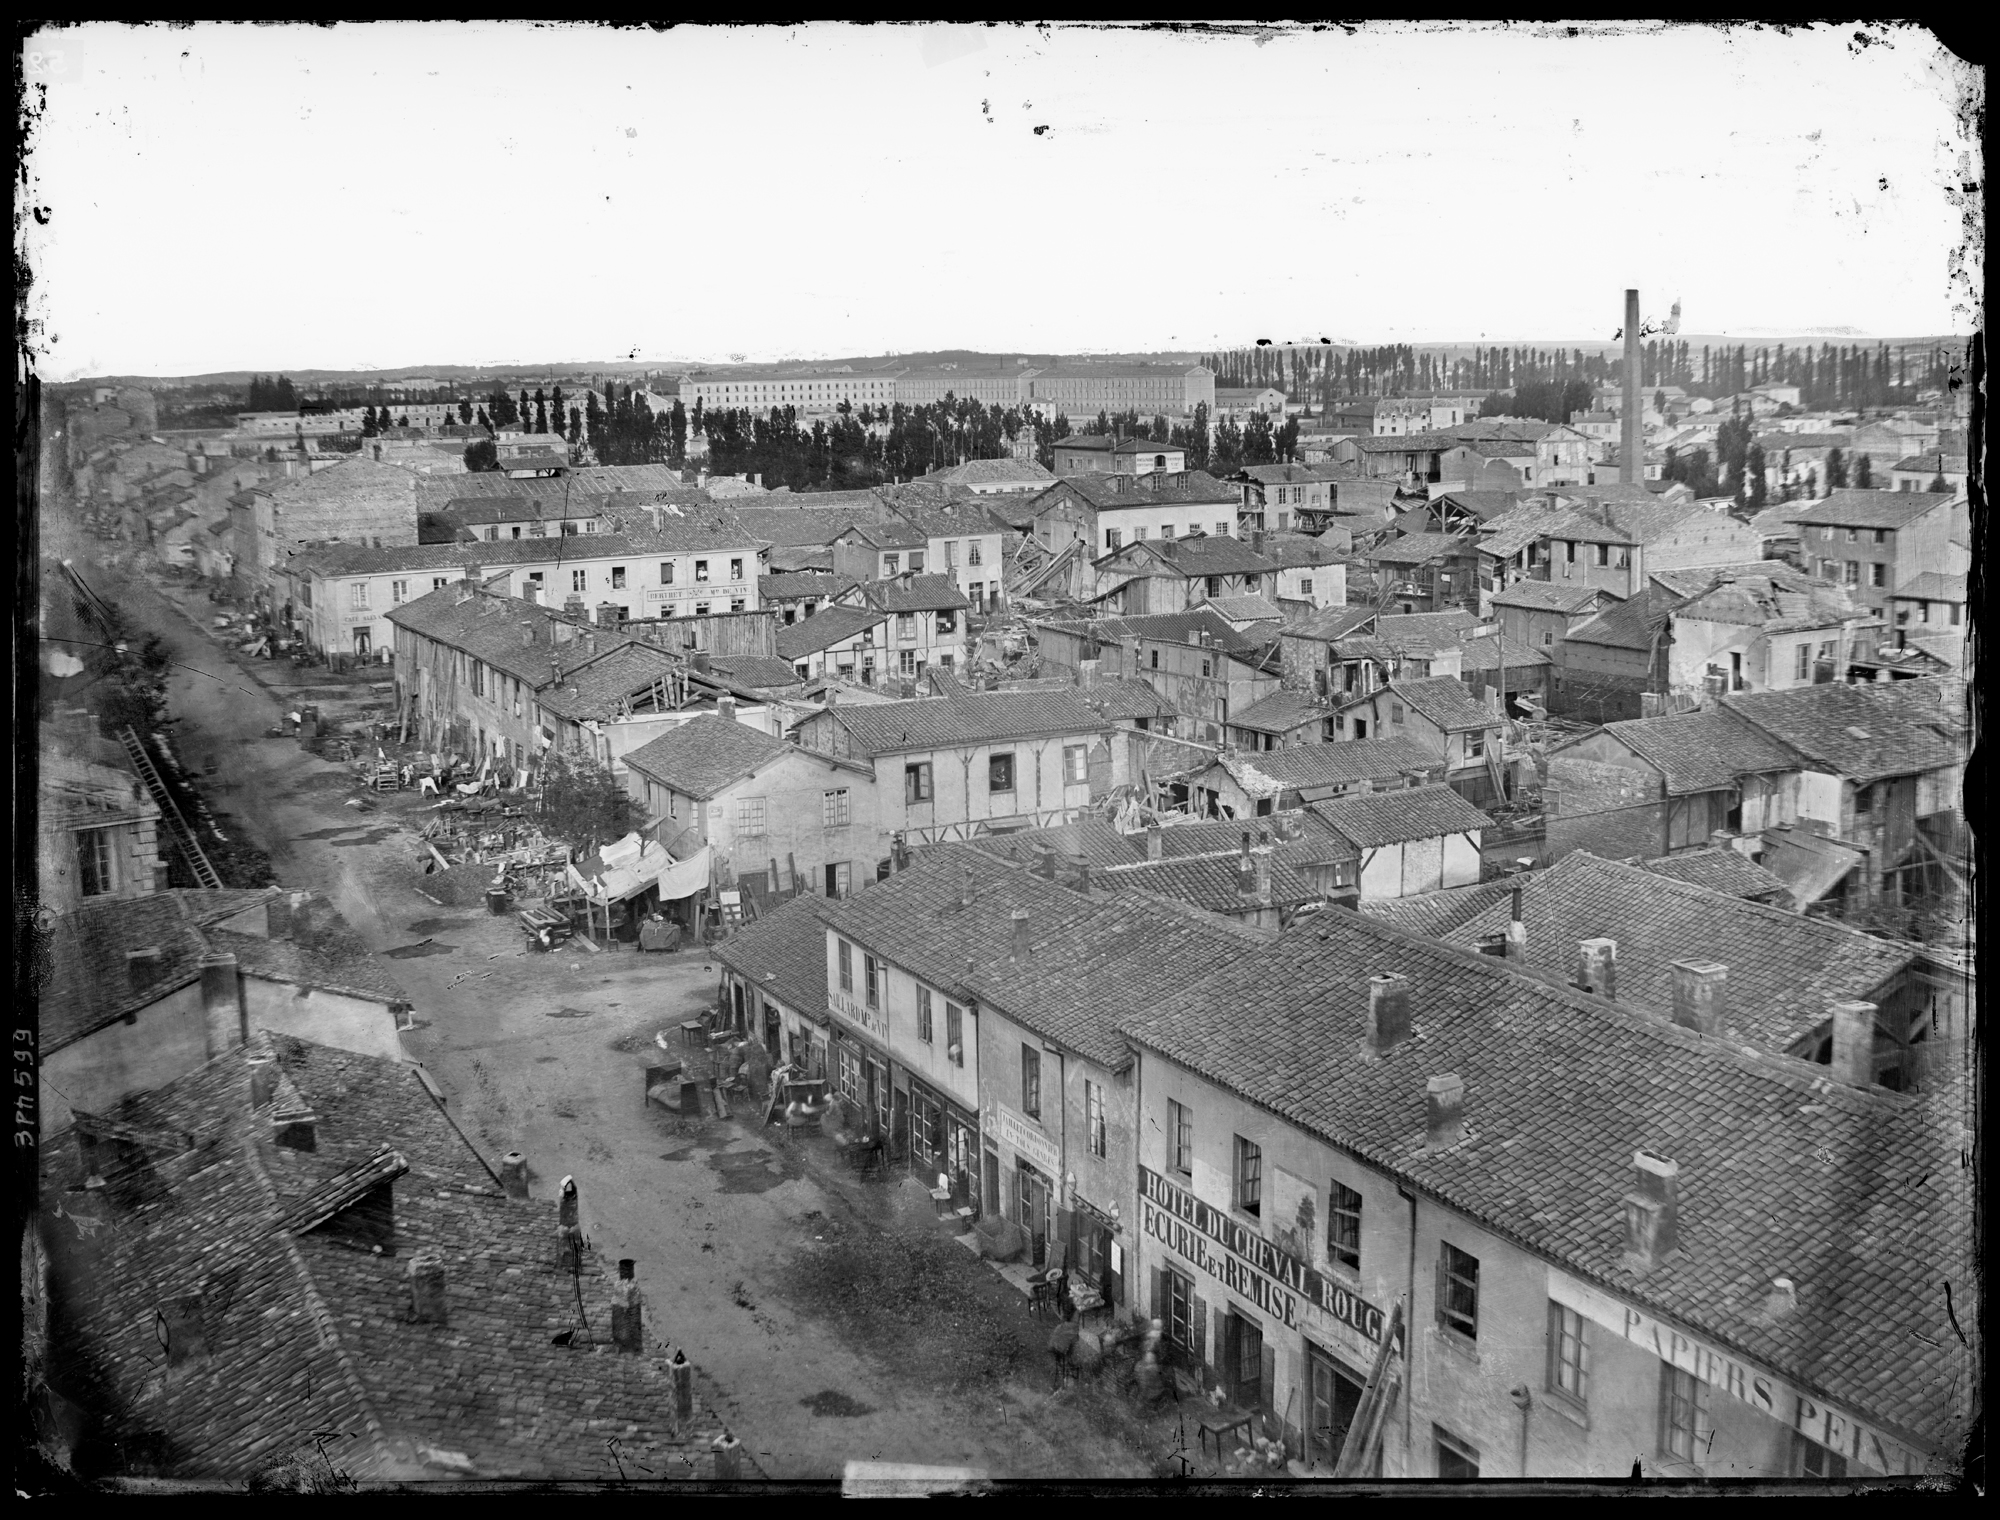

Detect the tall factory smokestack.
xmin=1622 ymin=288 xmax=1643 ymax=487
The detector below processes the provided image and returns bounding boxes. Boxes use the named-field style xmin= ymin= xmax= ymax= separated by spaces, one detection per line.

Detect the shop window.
xmin=1546 ymin=1301 xmax=1590 ymax=1409
xmin=1434 ymin=1427 xmax=1480 ymax=1479
xmin=1437 ymin=1242 xmax=1480 ymax=1343
xmin=837 ymin=939 xmax=853 ymax=993
xmin=1233 ymin=1135 xmax=1262 ymax=1216
xmin=1328 ymin=1181 xmax=1362 ymax=1271
xmin=1168 ymin=1099 xmax=1193 ymax=1176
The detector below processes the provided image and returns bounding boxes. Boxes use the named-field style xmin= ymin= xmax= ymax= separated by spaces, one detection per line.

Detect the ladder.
xmin=1332 ymin=1301 xmax=1404 ymax=1478
xmin=119 ymin=727 xmax=223 ymax=889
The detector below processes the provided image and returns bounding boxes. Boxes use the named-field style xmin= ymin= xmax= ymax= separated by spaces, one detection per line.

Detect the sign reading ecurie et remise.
xmin=1139 ymin=1165 xmax=1386 ymax=1343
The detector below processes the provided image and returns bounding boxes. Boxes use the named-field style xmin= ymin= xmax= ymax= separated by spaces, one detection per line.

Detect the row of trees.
xmin=1203 ymin=339 xmax=1959 ymax=413
xmin=244 ymin=374 xmax=299 ymax=411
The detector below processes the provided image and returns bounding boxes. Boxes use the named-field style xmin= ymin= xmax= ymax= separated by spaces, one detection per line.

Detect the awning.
xmin=567 ymin=831 xmax=712 ymax=903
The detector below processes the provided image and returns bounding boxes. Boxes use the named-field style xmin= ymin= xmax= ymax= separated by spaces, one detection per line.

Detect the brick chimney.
xmin=200 ymin=952 xmax=244 ymax=1059
xmin=1077 ymin=657 xmax=1099 ymax=689
xmin=1575 ymin=937 xmax=1617 ymax=999
xmin=959 ymin=866 xmax=975 ymax=910
xmin=564 ymin=593 xmax=587 ymax=619
xmin=1504 ymin=886 xmax=1526 ymax=961
xmin=1034 ymin=850 xmax=1058 ymax=881
xmin=1425 ymin=1074 xmax=1464 ymax=1150
xmin=1251 ymin=829 xmax=1272 ymax=903
xmin=1010 ymin=909 xmax=1031 ymax=962
xmin=717 ymin=696 xmax=736 ymax=723
xmin=1828 ymin=999 xmax=1877 ymax=1087
xmin=1144 ymin=824 xmax=1163 ymax=862
xmin=610 ymin=1258 xmax=643 ymax=1353
xmin=1623 ymin=1149 xmax=1679 ymax=1270
xmin=521 ymin=620 xmax=536 ymax=647
xmin=1621 ymin=289 xmax=1643 ymax=487
xmin=1670 ymin=960 xmax=1728 ymax=1035
xmin=408 ymin=1252 xmax=448 ymax=1326
xmin=1366 ymin=973 xmax=1411 ymax=1055
xmin=596 ymin=602 xmax=619 ymax=630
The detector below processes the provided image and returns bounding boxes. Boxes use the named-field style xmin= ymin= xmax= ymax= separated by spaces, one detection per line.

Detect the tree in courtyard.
xmin=1745 ymin=443 xmax=1767 ymax=510
xmin=536 ymin=749 xmax=635 ymax=852
xmin=1929 ymin=473 xmax=1951 ymax=493
xmin=458 ymin=398 xmax=473 ymax=427
xmin=1853 ymin=453 xmax=1873 ymax=489
xmin=464 ymin=438 xmax=499 ymax=472
xmin=1825 ymin=447 xmax=1847 ymax=489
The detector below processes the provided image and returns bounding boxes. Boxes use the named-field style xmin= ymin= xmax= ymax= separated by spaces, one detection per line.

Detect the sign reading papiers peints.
xmin=1139 ymin=1165 xmax=1389 ymax=1345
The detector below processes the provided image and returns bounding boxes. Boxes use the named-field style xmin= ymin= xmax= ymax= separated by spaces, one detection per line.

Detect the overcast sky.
xmin=21 ymin=21 xmax=1982 ymax=378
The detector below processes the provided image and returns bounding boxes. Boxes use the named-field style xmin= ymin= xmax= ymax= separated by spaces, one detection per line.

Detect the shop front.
xmin=828 ymin=1024 xmax=893 ymax=1144
xmin=986 ymin=1098 xmax=1063 ymax=1269
xmin=1137 ymin=1163 xmax=1397 ymax=1459
xmin=908 ymin=1078 xmax=981 ymax=1215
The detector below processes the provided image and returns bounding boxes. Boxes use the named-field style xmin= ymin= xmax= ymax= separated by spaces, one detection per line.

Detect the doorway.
xmin=731 ymin=982 xmax=745 ymax=1033
xmin=352 ymin=627 xmax=371 ymax=662
xmin=1016 ymin=1161 xmax=1052 ymax=1268
xmin=1223 ymin=1312 xmax=1265 ymax=1411
xmin=1307 ymin=1341 xmax=1367 ymax=1471
xmin=762 ymin=999 xmax=780 ymax=1063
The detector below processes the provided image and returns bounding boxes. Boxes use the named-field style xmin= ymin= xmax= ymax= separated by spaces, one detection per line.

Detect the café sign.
xmin=988 ymin=1101 xmax=1061 ymax=1177
xmin=1139 ymin=1165 xmax=1388 ymax=1345
xmin=828 ymin=988 xmax=888 ymax=1042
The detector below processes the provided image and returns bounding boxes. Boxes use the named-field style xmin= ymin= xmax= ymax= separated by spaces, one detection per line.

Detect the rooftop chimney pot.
xmin=1828 ymin=999 xmax=1877 ymax=1088
xmin=1576 ymin=937 xmax=1618 ymax=999
xmin=1765 ymin=1277 xmax=1798 ymax=1319
xmin=1367 ymin=973 xmax=1411 ymax=1055
xmin=1670 ymin=960 xmax=1729 ymax=1035
xmin=1425 ymin=1073 xmax=1465 ymax=1150
xmin=960 ymin=866 xmax=975 ymax=910
xmin=408 ymin=1252 xmax=448 ymax=1326
xmin=717 ymin=696 xmax=737 ymax=724
xmin=1010 ymin=909 xmax=1031 ymax=961
xmin=1623 ymin=1149 xmax=1680 ymax=1269
xmin=200 ymin=951 xmax=244 ymax=1059
xmin=126 ymin=947 xmax=164 ymax=995
xmin=1145 ymin=824 xmax=1163 ymax=862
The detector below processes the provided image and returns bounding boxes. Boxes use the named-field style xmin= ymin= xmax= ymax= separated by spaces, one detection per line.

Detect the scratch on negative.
xmin=1942 ymin=1282 xmax=1967 ymax=1347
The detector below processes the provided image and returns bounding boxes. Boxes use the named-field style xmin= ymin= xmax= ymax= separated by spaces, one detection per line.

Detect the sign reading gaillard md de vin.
xmin=1139 ymin=1164 xmax=1388 ymax=1344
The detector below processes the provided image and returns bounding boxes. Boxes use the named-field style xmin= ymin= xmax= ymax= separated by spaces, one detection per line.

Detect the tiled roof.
xmin=1052 ymin=435 xmax=1189 ymax=456
xmin=1033 ymin=606 xmax=1271 ymax=656
xmin=1357 ymin=875 xmax=1530 ymax=938
xmin=39 ymin=1033 xmax=747 ymax=1482
xmin=1892 ymin=572 xmax=1966 ymax=603
xmin=1202 ymin=592 xmax=1283 ymax=622
xmin=1722 ymin=676 xmax=1965 ymax=784
xmin=533 ymin=642 xmax=687 ymax=721
xmin=1097 ymin=853 xmax=1322 ymax=912
xmin=1455 ymin=633 xmax=1551 ymax=672
xmin=1281 ymin=604 xmax=1378 ymax=643
xmin=1254 ymin=534 xmax=1349 ymax=569
xmin=1753 ymin=432 xmax=1852 ymax=450
xmin=1443 ymin=849 xmax=1922 ymax=1050
xmin=1078 ymin=676 xmax=1179 ymax=721
xmin=1648 ymin=560 xmax=1818 ymax=600
xmin=917 ymin=458 xmax=1054 ymax=488
xmin=703 ymin=654 xmax=809 ymax=690
xmin=1230 ymin=689 xmax=1325 ymax=734
xmin=730 ymin=506 xmax=886 ymax=549
xmin=837 ymin=517 xmax=929 ymax=551
xmin=1563 ymin=593 xmax=1677 ymax=651
xmin=1388 ymin=675 xmax=1498 ymax=732
xmin=1120 ymin=898 xmax=1971 ymax=1455
xmin=958 ymin=816 xmax=1141 ymax=871
xmin=1308 ymin=783 xmax=1492 ymax=848
xmin=713 ymin=891 xmax=833 ymax=1019
xmin=1369 ymin=532 xmax=1470 ymax=566
xmin=385 ymin=585 xmax=637 ymax=687
xmin=621 ymin=714 xmax=793 ymax=798
xmin=1784 ymin=489 xmax=1958 ymax=529
xmin=1036 ymin=470 xmax=1238 ymax=510
xmin=880 ymin=489 xmax=1011 ymax=539
xmin=1583 ymin=709 xmax=1804 ymax=795
xmin=1637 ymin=848 xmax=1794 ymax=901
xmin=820 ymin=851 xmax=1261 ymax=1067
xmin=862 ymin=573 xmax=971 ymax=613
xmin=773 ymin=605 xmax=887 ymax=659
xmin=1376 ymin=609 xmax=1482 ymax=655
xmin=1217 ymin=737 xmax=1446 ymax=796
xmin=1143 ymin=810 xmax=1353 ymax=865
xmin=40 ymin=889 xmax=406 ymax=1053
xmin=759 ymin=570 xmax=856 ymax=600
xmin=810 ymin=689 xmax=1111 ymax=757
xmin=1238 ymin=463 xmax=1329 ymax=485
xmin=1491 ymin=580 xmax=1605 ymax=613
xmin=1115 ymin=534 xmax=1278 ymax=578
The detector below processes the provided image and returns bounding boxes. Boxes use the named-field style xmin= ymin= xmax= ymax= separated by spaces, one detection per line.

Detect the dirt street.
xmin=105 ymin=569 xmax=1166 ymax=1482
